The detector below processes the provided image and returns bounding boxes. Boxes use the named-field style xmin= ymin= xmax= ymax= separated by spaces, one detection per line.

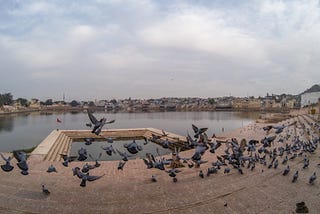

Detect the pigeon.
xmin=60 ymin=154 xmax=77 ymax=167
xmin=309 ymin=172 xmax=316 ymax=184
xmin=292 ymin=170 xmax=299 ymax=183
xmin=160 ymin=138 xmax=173 ymax=149
xmin=262 ymin=125 xmax=273 ymax=131
xmin=282 ymin=156 xmax=288 ymax=165
xmin=101 ymin=145 xmax=116 ymax=156
xmin=166 ymin=168 xmax=181 ymax=178
xmin=105 ymin=137 xmax=114 ymax=143
xmin=207 ymin=167 xmax=218 ymax=176
xmin=192 ymin=124 xmax=208 ymax=139
xmin=81 ymin=163 xmax=96 ymax=173
xmin=161 ymin=130 xmax=168 ymax=137
xmin=117 ymin=161 xmax=126 ymax=170
xmin=142 ymin=153 xmax=156 ymax=169
xmin=84 ymin=138 xmax=94 ymax=146
xmin=151 ymin=175 xmax=157 ymax=182
xmin=209 ymin=141 xmax=221 ymax=153
xmin=143 ymin=137 xmax=149 ymax=145
xmin=89 ymin=153 xmax=102 ymax=167
xmin=116 ymin=149 xmax=135 ymax=162
xmin=237 ymin=167 xmax=243 ymax=175
xmin=13 ymin=151 xmax=29 ymax=175
xmin=199 ymin=170 xmax=204 ymax=178
xmin=77 ymin=147 xmax=88 ymax=161
xmin=0 ymin=153 xmax=14 ymax=172
xmin=302 ymin=159 xmax=309 ymax=169
xmin=72 ymin=167 xmax=105 ymax=187
xmin=87 ymin=110 xmax=115 ymax=135
xmin=124 ymin=139 xmax=143 ymax=154
xmin=42 ymin=185 xmax=50 ymax=195
xmin=273 ymin=159 xmax=278 ymax=169
xmin=47 ymin=164 xmax=57 ymax=173
xmin=283 ymin=165 xmax=290 ymax=176
xmin=224 ymin=168 xmax=231 ymax=174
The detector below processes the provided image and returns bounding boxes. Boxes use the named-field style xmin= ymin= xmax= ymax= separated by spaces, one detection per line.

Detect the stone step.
xmin=54 ymin=137 xmax=72 ymax=162
xmin=50 ymin=134 xmax=68 ymax=162
xmin=44 ymin=132 xmax=64 ymax=161
xmin=45 ymin=133 xmax=67 ymax=162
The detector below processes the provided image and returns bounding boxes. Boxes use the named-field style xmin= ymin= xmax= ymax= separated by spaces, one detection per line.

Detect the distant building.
xmin=301 ymin=85 xmax=320 ymax=107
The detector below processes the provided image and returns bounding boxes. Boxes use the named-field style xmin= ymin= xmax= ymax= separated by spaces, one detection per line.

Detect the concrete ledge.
xmin=31 ymin=130 xmax=61 ymax=155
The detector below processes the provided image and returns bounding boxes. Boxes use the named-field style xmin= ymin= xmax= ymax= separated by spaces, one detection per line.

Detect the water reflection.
xmin=0 ymin=111 xmax=259 ymax=152
xmin=0 ymin=116 xmax=14 ymax=132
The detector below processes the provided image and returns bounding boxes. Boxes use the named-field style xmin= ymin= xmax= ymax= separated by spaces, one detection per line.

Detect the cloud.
xmin=0 ymin=0 xmax=319 ymax=100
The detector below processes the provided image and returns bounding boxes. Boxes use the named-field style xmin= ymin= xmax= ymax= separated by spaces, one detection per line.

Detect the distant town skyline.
xmin=1 ymin=1 xmax=320 ymax=101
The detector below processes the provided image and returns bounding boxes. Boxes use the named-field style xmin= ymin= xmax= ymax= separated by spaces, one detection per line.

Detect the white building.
xmin=301 ymin=91 xmax=320 ymax=107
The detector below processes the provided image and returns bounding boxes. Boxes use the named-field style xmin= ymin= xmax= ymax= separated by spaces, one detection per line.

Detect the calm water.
xmin=0 ymin=111 xmax=259 ymax=152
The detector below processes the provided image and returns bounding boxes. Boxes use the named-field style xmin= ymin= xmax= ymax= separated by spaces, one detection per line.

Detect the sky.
xmin=0 ymin=0 xmax=319 ymax=101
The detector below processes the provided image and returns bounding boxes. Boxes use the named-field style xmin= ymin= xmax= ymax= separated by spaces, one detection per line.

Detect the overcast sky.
xmin=0 ymin=0 xmax=319 ymax=101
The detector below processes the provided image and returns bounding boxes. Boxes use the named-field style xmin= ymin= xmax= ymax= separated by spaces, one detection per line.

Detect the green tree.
xmin=0 ymin=93 xmax=13 ymax=106
xmin=44 ymin=99 xmax=53 ymax=105
xmin=88 ymin=101 xmax=96 ymax=107
xmin=110 ymin=99 xmax=117 ymax=105
xmin=70 ymin=100 xmax=80 ymax=107
xmin=208 ymin=98 xmax=216 ymax=105
xmin=16 ymin=98 xmax=29 ymax=107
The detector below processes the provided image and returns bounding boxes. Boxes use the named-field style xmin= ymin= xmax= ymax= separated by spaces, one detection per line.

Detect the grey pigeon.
xmin=47 ymin=164 xmax=57 ymax=173
xmin=116 ymin=149 xmax=135 ymax=162
xmin=84 ymin=137 xmax=94 ymax=146
xmin=192 ymin=124 xmax=208 ymax=138
xmin=60 ymin=154 xmax=77 ymax=167
xmin=73 ymin=167 xmax=104 ymax=187
xmin=89 ymin=153 xmax=102 ymax=167
xmin=42 ymin=185 xmax=50 ymax=195
xmin=224 ymin=168 xmax=231 ymax=174
xmin=101 ymin=145 xmax=116 ymax=156
xmin=81 ymin=163 xmax=96 ymax=173
xmin=151 ymin=175 xmax=157 ymax=182
xmin=87 ymin=110 xmax=115 ymax=135
xmin=13 ymin=151 xmax=29 ymax=175
xmin=77 ymin=147 xmax=88 ymax=161
xmin=118 ymin=161 xmax=126 ymax=170
xmin=199 ymin=170 xmax=204 ymax=178
xmin=283 ymin=165 xmax=290 ymax=176
xmin=292 ymin=170 xmax=298 ymax=183
xmin=124 ymin=139 xmax=143 ymax=154
xmin=143 ymin=137 xmax=149 ymax=145
xmin=0 ymin=153 xmax=14 ymax=172
xmin=309 ymin=172 xmax=316 ymax=184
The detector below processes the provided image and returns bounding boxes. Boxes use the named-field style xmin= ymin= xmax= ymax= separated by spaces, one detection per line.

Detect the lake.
xmin=0 ymin=111 xmax=259 ymax=153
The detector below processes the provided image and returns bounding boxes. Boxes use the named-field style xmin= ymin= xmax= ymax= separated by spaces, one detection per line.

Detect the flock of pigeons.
xmin=0 ymin=111 xmax=319 ymax=198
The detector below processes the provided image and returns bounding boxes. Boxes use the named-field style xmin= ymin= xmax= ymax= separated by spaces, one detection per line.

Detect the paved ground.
xmin=0 ymin=114 xmax=319 ymax=214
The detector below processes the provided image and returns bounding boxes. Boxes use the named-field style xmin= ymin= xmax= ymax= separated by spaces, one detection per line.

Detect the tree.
xmin=44 ymin=99 xmax=53 ymax=105
xmin=208 ymin=98 xmax=216 ymax=105
xmin=0 ymin=93 xmax=13 ymax=106
xmin=110 ymin=99 xmax=117 ymax=105
xmin=88 ymin=101 xmax=96 ymax=107
xmin=70 ymin=100 xmax=80 ymax=107
xmin=16 ymin=98 xmax=29 ymax=107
